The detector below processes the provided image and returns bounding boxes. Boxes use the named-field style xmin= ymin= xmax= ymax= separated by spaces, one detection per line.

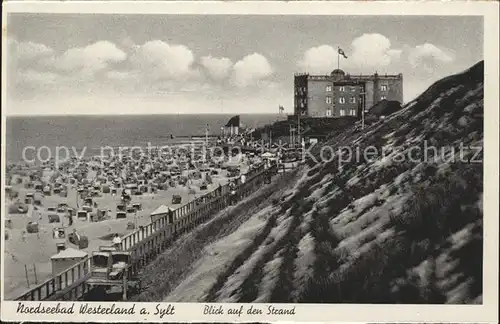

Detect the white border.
xmin=1 ymin=1 xmax=499 ymax=323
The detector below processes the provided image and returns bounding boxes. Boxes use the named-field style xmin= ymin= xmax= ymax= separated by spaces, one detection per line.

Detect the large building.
xmin=294 ymin=69 xmax=403 ymax=118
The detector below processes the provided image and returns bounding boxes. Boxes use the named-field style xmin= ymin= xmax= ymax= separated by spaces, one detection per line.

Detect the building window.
xmin=381 ymin=85 xmax=388 ymax=91
xmin=350 ymin=109 xmax=356 ymax=116
xmin=326 ymin=96 xmax=332 ymax=104
xmin=351 ymin=86 xmax=356 ymax=92
xmin=381 ymin=96 xmax=387 ymax=100
xmin=302 ymin=87 xmax=306 ymax=92
xmin=350 ymin=97 xmax=356 ymax=103
xmin=326 ymin=85 xmax=332 ymax=92
xmin=339 ymin=97 xmax=345 ymax=104
xmin=326 ymin=109 xmax=332 ymax=117
xmin=340 ymin=109 xmax=346 ymax=116
xmin=339 ymin=86 xmax=345 ymax=92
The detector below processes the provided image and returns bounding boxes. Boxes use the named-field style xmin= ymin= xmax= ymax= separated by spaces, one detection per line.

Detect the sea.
xmin=5 ymin=114 xmax=285 ymax=163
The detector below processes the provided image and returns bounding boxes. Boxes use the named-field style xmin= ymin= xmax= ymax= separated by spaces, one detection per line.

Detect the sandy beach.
xmin=4 ymin=149 xmax=254 ymax=300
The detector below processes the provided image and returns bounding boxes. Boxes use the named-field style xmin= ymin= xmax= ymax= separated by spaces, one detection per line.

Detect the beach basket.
xmin=78 ymin=236 xmax=89 ymax=249
xmin=172 ymin=194 xmax=182 ymax=204
xmin=26 ymin=222 xmax=39 ymax=233
xmin=53 ymin=228 xmax=65 ymax=239
xmin=68 ymin=233 xmax=78 ymax=245
xmin=77 ymin=211 xmax=88 ymax=221
xmin=56 ymin=242 xmax=66 ymax=252
xmin=48 ymin=214 xmax=61 ymax=223
xmin=9 ymin=203 xmax=29 ymax=214
xmin=116 ymin=212 xmax=127 ymax=219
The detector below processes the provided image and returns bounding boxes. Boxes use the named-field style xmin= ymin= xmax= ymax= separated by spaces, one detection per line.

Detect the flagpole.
xmin=337 ymin=46 xmax=340 ymax=70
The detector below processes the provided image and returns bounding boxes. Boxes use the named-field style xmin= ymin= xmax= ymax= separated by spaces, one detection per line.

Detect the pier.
xmin=14 ymin=164 xmax=279 ymax=301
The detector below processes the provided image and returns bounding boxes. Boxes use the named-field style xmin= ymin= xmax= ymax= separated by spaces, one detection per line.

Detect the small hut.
xmin=150 ymin=205 xmax=173 ymax=223
xmin=51 ymin=248 xmax=88 ymax=277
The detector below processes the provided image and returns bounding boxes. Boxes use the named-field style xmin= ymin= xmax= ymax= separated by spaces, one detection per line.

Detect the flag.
xmin=279 ymin=105 xmax=284 ymax=113
xmin=338 ymin=48 xmax=348 ymax=59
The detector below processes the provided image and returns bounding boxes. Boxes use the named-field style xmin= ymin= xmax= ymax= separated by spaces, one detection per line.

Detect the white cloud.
xmin=15 ymin=41 xmax=54 ymax=62
xmin=298 ymin=33 xmax=403 ymax=74
xmin=408 ymin=43 xmax=454 ymax=71
xmin=57 ymin=41 xmax=127 ymax=76
xmin=17 ymin=69 xmax=58 ymax=85
xmin=349 ymin=33 xmax=400 ymax=67
xmin=297 ymin=45 xmax=337 ymax=74
xmin=130 ymin=40 xmax=196 ymax=81
xmin=106 ymin=70 xmax=136 ymax=81
xmin=231 ymin=53 xmax=273 ymax=88
xmin=201 ymin=56 xmax=233 ymax=80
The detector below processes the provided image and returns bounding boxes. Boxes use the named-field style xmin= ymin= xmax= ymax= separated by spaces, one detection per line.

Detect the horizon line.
xmin=5 ymin=112 xmax=290 ymax=117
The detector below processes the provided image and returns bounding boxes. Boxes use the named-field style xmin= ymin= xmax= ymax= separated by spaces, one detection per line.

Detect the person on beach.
xmin=229 ymin=181 xmax=237 ymax=205
xmin=112 ymin=233 xmax=122 ymax=250
xmin=216 ymin=183 xmax=222 ymax=197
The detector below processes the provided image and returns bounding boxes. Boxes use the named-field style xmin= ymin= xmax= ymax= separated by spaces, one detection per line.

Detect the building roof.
xmin=331 ymin=69 xmax=345 ymax=75
xmin=151 ymin=204 xmax=172 ymax=216
xmin=51 ymin=248 xmax=88 ymax=260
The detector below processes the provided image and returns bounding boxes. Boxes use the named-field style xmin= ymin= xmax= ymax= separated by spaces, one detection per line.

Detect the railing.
xmin=15 ymin=258 xmax=91 ymax=301
xmin=14 ymin=163 xmax=276 ymax=301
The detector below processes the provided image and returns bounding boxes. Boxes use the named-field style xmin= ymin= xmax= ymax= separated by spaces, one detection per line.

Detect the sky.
xmin=5 ymin=14 xmax=483 ymax=115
